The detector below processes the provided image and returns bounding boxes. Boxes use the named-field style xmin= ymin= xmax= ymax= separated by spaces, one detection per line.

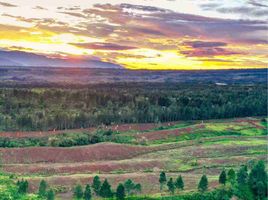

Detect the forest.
xmin=0 ymin=83 xmax=267 ymax=131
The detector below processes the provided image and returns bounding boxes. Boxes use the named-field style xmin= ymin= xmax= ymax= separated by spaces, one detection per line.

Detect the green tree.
xmin=92 ymin=176 xmax=101 ymax=196
xmin=134 ymin=183 xmax=142 ymax=194
xmin=47 ymin=189 xmax=55 ymax=200
xmin=159 ymin=171 xmax=167 ymax=191
xmin=84 ymin=184 xmax=92 ymax=200
xmin=124 ymin=179 xmax=135 ymax=195
xmin=116 ymin=183 xmax=126 ymax=200
xmin=198 ymin=175 xmax=208 ymax=192
xmin=17 ymin=179 xmax=28 ymax=194
xmin=237 ymin=165 xmax=248 ymax=186
xmin=167 ymin=178 xmax=175 ymax=194
xmin=38 ymin=180 xmax=47 ymax=197
xmin=100 ymin=179 xmax=113 ymax=198
xmin=74 ymin=184 xmax=83 ymax=199
xmin=227 ymin=168 xmax=236 ymax=184
xmin=175 ymin=175 xmax=184 ymax=190
xmin=219 ymin=170 xmax=227 ymax=185
xmin=248 ymin=160 xmax=267 ymax=200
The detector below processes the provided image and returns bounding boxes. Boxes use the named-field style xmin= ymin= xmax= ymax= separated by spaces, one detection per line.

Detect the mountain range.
xmin=0 ymin=50 xmax=122 ymax=68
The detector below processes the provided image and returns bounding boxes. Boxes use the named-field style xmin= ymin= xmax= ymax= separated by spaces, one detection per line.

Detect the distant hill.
xmin=0 ymin=50 xmax=122 ymax=69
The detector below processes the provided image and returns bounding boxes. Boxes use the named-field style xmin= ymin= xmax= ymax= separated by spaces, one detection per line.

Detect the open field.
xmin=0 ymin=117 xmax=267 ymax=199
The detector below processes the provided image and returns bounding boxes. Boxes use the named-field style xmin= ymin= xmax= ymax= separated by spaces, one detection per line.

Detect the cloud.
xmin=33 ymin=6 xmax=47 ymax=10
xmin=70 ymin=42 xmax=137 ymax=50
xmin=248 ymin=0 xmax=268 ymax=8
xmin=182 ymin=40 xmax=237 ymax=57
xmin=181 ymin=47 xmax=238 ymax=57
xmin=217 ymin=6 xmax=268 ymax=17
xmin=185 ymin=41 xmax=227 ymax=48
xmin=59 ymin=11 xmax=87 ymax=18
xmin=0 ymin=1 xmax=17 ymax=7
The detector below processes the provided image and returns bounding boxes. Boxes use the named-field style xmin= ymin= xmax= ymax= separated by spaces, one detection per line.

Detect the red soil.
xmin=4 ymin=160 xmax=163 ymax=175
xmin=135 ymin=124 xmax=205 ymax=141
xmin=0 ymin=122 xmax=177 ymax=139
xmin=0 ymin=143 xmax=152 ymax=164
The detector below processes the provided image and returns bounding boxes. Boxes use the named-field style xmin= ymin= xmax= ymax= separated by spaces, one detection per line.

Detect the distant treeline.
xmin=0 ymin=83 xmax=267 ymax=131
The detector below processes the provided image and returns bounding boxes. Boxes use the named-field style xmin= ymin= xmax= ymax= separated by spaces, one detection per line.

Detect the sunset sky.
xmin=0 ymin=0 xmax=267 ymax=70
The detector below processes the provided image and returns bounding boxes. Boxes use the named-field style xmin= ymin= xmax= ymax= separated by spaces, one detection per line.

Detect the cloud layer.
xmin=0 ymin=0 xmax=267 ymax=69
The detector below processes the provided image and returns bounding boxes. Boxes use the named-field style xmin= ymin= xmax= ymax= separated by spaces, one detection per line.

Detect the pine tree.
xmin=167 ymin=178 xmax=175 ymax=194
xmin=100 ymin=179 xmax=113 ymax=198
xmin=237 ymin=165 xmax=248 ymax=186
xmin=47 ymin=189 xmax=55 ymax=200
xmin=134 ymin=183 xmax=142 ymax=194
xmin=38 ymin=180 xmax=47 ymax=197
xmin=219 ymin=170 xmax=227 ymax=185
xmin=159 ymin=171 xmax=167 ymax=191
xmin=124 ymin=179 xmax=135 ymax=195
xmin=84 ymin=184 xmax=91 ymax=200
xmin=248 ymin=160 xmax=267 ymax=200
xmin=92 ymin=176 xmax=101 ymax=196
xmin=116 ymin=183 xmax=125 ymax=200
xmin=227 ymin=168 xmax=236 ymax=184
xmin=198 ymin=175 xmax=208 ymax=192
xmin=74 ymin=184 xmax=83 ymax=199
xmin=175 ymin=175 xmax=184 ymax=190
xmin=18 ymin=179 xmax=29 ymax=194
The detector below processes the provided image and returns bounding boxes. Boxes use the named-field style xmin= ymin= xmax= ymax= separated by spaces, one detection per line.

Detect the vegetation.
xmin=219 ymin=170 xmax=227 ymax=185
xmin=38 ymin=179 xmax=47 ymax=197
xmin=198 ymin=175 xmax=208 ymax=192
xmin=159 ymin=171 xmax=167 ymax=191
xmin=0 ymin=160 xmax=266 ymax=199
xmin=84 ymin=184 xmax=92 ymax=200
xmin=175 ymin=175 xmax=184 ymax=191
xmin=0 ymin=84 xmax=266 ymax=131
xmin=74 ymin=184 xmax=84 ymax=199
xmin=116 ymin=183 xmax=126 ymax=200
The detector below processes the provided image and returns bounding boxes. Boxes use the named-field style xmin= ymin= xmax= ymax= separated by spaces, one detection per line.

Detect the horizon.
xmin=0 ymin=0 xmax=267 ymax=70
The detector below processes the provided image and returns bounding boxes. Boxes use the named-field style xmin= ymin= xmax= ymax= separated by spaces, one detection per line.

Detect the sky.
xmin=0 ymin=0 xmax=267 ymax=70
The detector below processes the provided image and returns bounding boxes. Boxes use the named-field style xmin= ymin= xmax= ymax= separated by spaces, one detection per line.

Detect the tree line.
xmin=0 ymin=83 xmax=266 ymax=131
xmin=15 ymin=160 xmax=267 ymax=200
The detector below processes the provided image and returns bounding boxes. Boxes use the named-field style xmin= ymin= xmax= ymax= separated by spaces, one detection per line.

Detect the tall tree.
xmin=248 ymin=160 xmax=267 ymax=200
xmin=167 ymin=178 xmax=175 ymax=194
xmin=175 ymin=175 xmax=184 ymax=190
xmin=159 ymin=171 xmax=167 ymax=191
xmin=84 ymin=184 xmax=92 ymax=200
xmin=47 ymin=189 xmax=55 ymax=200
xmin=38 ymin=180 xmax=47 ymax=197
xmin=124 ymin=179 xmax=135 ymax=195
xmin=17 ymin=179 xmax=28 ymax=194
xmin=74 ymin=184 xmax=83 ymax=199
xmin=100 ymin=179 xmax=113 ymax=198
xmin=219 ymin=170 xmax=227 ymax=185
xmin=92 ymin=176 xmax=101 ymax=196
xmin=198 ymin=175 xmax=208 ymax=192
xmin=116 ymin=183 xmax=126 ymax=200
xmin=227 ymin=168 xmax=236 ymax=184
xmin=134 ymin=183 xmax=142 ymax=194
xmin=237 ymin=165 xmax=248 ymax=186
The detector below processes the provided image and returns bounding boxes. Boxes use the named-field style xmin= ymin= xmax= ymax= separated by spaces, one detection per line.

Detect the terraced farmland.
xmin=0 ymin=117 xmax=267 ymax=199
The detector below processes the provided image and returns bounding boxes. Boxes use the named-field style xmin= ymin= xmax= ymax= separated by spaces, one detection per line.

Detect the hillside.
xmin=0 ymin=117 xmax=266 ymax=199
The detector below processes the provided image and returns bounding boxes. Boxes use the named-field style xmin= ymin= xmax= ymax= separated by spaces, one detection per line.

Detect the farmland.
xmin=0 ymin=117 xmax=267 ymax=199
